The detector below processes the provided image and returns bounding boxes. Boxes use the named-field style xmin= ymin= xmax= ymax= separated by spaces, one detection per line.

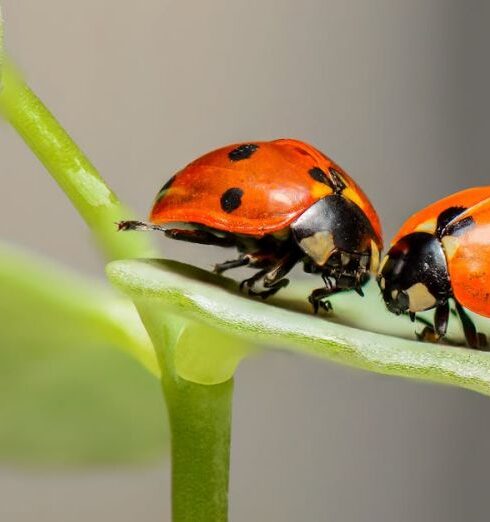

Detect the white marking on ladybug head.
xmin=441 ymin=235 xmax=460 ymax=260
xmin=406 ymin=282 xmax=437 ymax=312
xmin=300 ymin=231 xmax=335 ymax=266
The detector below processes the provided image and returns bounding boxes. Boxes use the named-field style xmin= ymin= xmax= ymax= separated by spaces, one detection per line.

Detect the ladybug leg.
xmin=455 ymin=301 xmax=488 ymax=350
xmin=214 ymin=255 xmax=251 ymax=275
xmin=308 ymin=277 xmax=340 ymax=314
xmin=241 ymin=253 xmax=299 ymax=299
xmin=118 ymin=222 xmax=236 ymax=247
xmin=239 ymin=267 xmax=269 ymax=292
xmin=434 ymin=301 xmax=450 ymax=339
xmin=416 ymin=302 xmax=449 ymax=344
xmin=248 ymin=278 xmax=290 ymax=300
xmin=164 ymin=228 xmax=236 ymax=247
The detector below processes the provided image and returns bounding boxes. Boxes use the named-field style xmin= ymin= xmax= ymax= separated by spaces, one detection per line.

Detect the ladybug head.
xmin=377 ymin=232 xmax=451 ymax=314
xmin=291 ymin=195 xmax=381 ymax=288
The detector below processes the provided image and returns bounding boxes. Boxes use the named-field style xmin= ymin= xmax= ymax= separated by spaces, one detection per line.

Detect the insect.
xmin=377 ymin=187 xmax=490 ymax=349
xmin=119 ymin=139 xmax=382 ymax=311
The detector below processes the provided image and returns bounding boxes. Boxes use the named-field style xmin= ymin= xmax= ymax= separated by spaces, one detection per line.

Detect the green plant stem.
xmin=0 ymin=61 xmax=155 ymax=261
xmin=0 ymin=53 xmax=233 ymax=518
xmin=136 ymin=305 xmax=232 ymax=521
xmin=165 ymin=376 xmax=232 ymax=522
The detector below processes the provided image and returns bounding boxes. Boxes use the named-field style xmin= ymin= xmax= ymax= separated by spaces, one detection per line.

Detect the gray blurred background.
xmin=1 ymin=0 xmax=490 ymax=520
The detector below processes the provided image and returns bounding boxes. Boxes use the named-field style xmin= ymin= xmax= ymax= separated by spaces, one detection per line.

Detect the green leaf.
xmin=0 ymin=244 xmax=167 ymax=465
xmin=107 ymin=258 xmax=490 ymax=396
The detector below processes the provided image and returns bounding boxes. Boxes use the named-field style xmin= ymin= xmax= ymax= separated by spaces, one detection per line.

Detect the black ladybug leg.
xmin=435 ymin=302 xmax=450 ymax=339
xmin=214 ymin=256 xmax=251 ymax=275
xmin=239 ymin=268 xmax=268 ymax=293
xmin=416 ymin=302 xmax=449 ymax=344
xmin=250 ymin=254 xmax=299 ymax=299
xmin=455 ymin=301 xmax=488 ymax=350
xmin=308 ymin=277 xmax=340 ymax=314
xmin=248 ymin=278 xmax=290 ymax=300
xmin=241 ymin=253 xmax=299 ymax=299
xmin=164 ymin=229 xmax=236 ymax=247
xmin=119 ymin=222 xmax=237 ymax=247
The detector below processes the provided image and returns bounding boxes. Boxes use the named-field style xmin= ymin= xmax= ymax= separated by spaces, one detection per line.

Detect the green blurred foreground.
xmin=0 ymin=243 xmax=167 ymax=466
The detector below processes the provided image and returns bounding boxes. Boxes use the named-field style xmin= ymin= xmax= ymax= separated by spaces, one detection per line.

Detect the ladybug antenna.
xmin=117 ymin=220 xmax=165 ymax=232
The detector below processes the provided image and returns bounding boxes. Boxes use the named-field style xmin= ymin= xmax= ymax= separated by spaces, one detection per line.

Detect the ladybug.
xmin=119 ymin=139 xmax=382 ymax=311
xmin=377 ymin=187 xmax=490 ymax=349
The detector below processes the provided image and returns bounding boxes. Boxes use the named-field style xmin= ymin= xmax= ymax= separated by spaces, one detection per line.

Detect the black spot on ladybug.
xmin=220 ymin=188 xmax=243 ymax=213
xmin=328 ymin=168 xmax=347 ymax=193
xmin=437 ymin=206 xmax=474 ymax=237
xmin=228 ymin=144 xmax=259 ymax=162
xmin=309 ymin=166 xmax=346 ymax=194
xmin=309 ymin=167 xmax=329 ymax=185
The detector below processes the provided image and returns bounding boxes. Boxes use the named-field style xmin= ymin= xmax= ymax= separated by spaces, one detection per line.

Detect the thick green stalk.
xmin=136 ymin=304 xmax=232 ymax=522
xmin=166 ymin=375 xmax=232 ymax=522
xmin=0 ymin=62 xmax=155 ymax=261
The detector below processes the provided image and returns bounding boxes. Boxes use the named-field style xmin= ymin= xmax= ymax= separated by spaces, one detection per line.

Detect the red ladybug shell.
xmin=392 ymin=186 xmax=490 ymax=245
xmin=390 ymin=186 xmax=490 ymax=318
xmin=150 ymin=139 xmax=382 ymax=245
xmin=440 ymin=195 xmax=490 ymax=317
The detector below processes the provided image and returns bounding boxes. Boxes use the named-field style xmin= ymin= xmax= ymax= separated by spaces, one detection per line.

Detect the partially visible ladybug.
xmin=119 ymin=139 xmax=382 ymax=311
xmin=378 ymin=187 xmax=490 ymax=349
